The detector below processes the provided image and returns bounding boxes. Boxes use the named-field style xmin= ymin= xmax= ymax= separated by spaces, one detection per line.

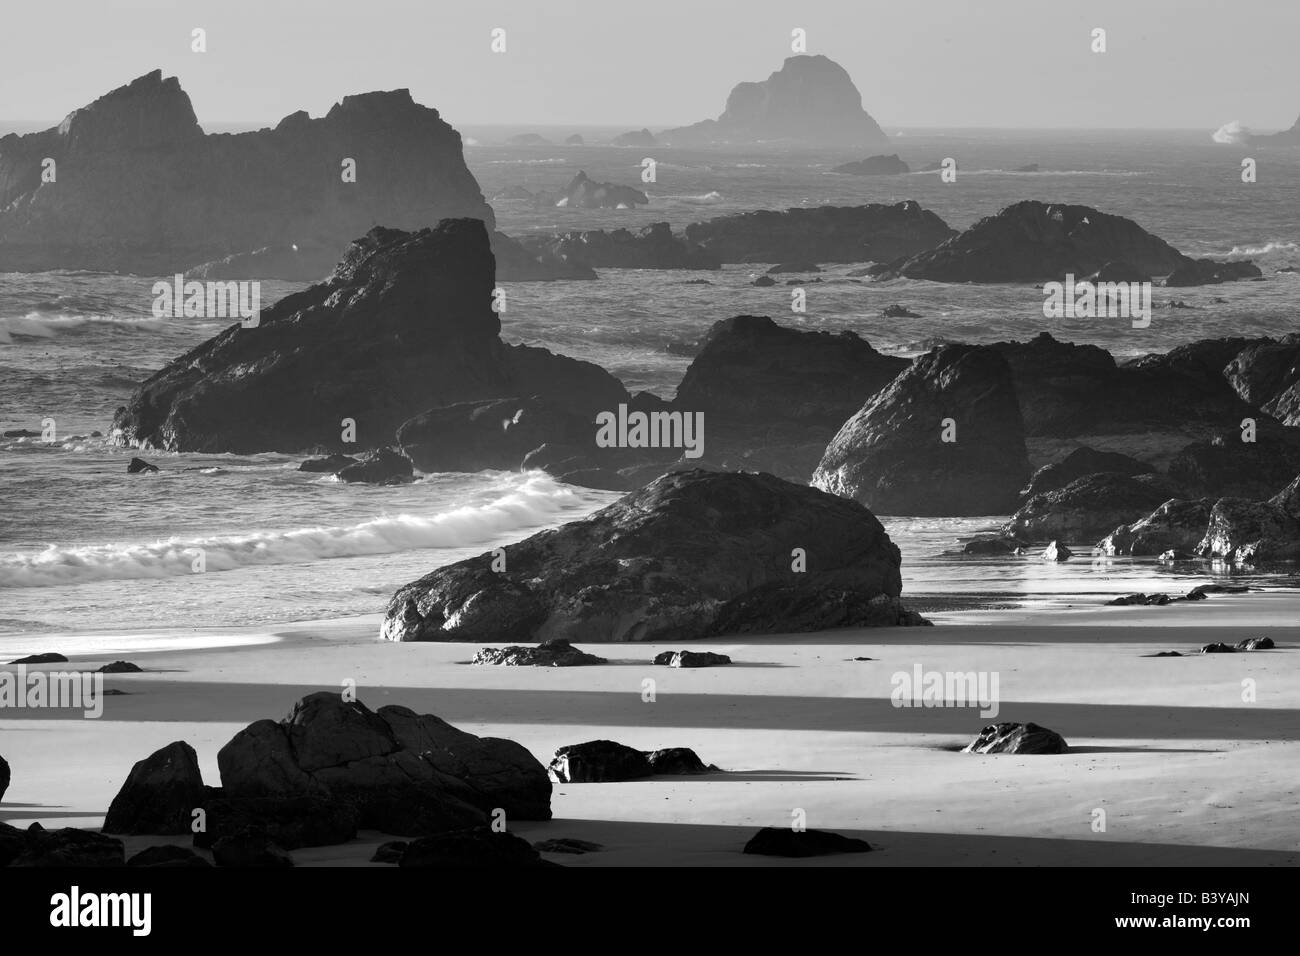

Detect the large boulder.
xmin=381 ymin=470 xmax=907 ymax=642
xmin=1004 ymin=472 xmax=1181 ymax=543
xmin=812 ymin=345 xmax=1029 ymax=516
xmin=660 ymin=55 xmax=888 ymax=148
xmin=1021 ymin=446 xmax=1156 ymax=499
xmin=682 ymin=200 xmax=955 ymax=264
xmin=111 ymin=220 xmax=627 ymax=453
xmin=963 ymin=722 xmax=1068 ymax=754
xmin=547 ymin=741 xmax=653 ymax=783
xmin=1099 ymin=498 xmax=1216 ymax=555
xmin=1195 ymin=476 xmax=1300 ymax=563
xmin=216 ymin=692 xmax=551 ymax=837
xmin=102 ymin=741 xmax=206 ymax=835
xmin=0 ymin=71 xmax=494 ymax=275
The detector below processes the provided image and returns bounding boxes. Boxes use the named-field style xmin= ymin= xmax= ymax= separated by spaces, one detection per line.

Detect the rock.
xmin=1187 ymin=583 xmax=1251 ymax=597
xmin=1099 ymin=498 xmax=1215 ymax=555
xmin=813 ymin=345 xmax=1029 ymax=516
xmin=370 ymin=840 xmax=408 ymax=863
xmin=652 ymin=650 xmax=732 ymax=667
xmin=611 ymin=128 xmax=656 ymax=147
xmin=963 ymin=722 xmax=1068 ymax=754
xmin=742 ymin=827 xmax=872 ymax=857
xmin=1159 ymin=549 xmax=1189 ymax=561
xmin=874 ymin=201 xmax=1189 ymax=281
xmin=548 ymin=741 xmax=653 ymax=783
xmin=961 ymin=536 xmax=1025 ymax=555
xmin=1041 ymin=541 xmax=1072 ymax=561
xmin=212 ymin=830 xmax=294 ymax=868
xmin=0 ymin=72 xmax=494 ymax=275
xmin=7 ymin=652 xmax=67 ymax=664
xmin=1223 ymin=335 xmax=1300 ymax=426
xmin=112 ymin=221 xmax=627 ymax=454
xmin=1152 ymin=651 xmax=1183 ymax=657
xmin=1004 ymin=473 xmax=1181 ymax=543
xmin=191 ymin=794 xmax=358 ymax=850
xmin=1021 ymin=447 xmax=1156 ymax=500
xmin=399 ymin=828 xmax=550 ymax=867
xmin=506 ymin=133 xmax=551 ymax=146
xmin=472 ymin=639 xmax=608 ymax=667
xmin=644 ymin=748 xmax=717 ymax=774
xmin=516 ymin=222 xmax=719 ymax=270
xmin=126 ymin=457 xmax=159 ymax=474
xmin=1164 ymin=259 xmax=1263 ymax=286
xmin=0 ymin=755 xmax=8 ymax=803
xmin=882 ymin=304 xmax=921 ymax=318
xmin=335 ymin=447 xmax=414 ymax=484
xmin=1108 ymin=593 xmax=1172 ymax=606
xmin=564 ymin=134 xmax=584 ymax=146
xmin=707 ymin=587 xmax=930 ymax=633
xmin=556 ymin=171 xmax=647 ymax=209
xmin=1167 ymin=422 xmax=1300 ymax=499
xmin=97 ymin=660 xmax=143 ymax=673
xmin=660 ymin=55 xmax=887 ymax=148
xmin=1199 ymin=643 xmax=1236 ymax=654
xmin=103 ymin=741 xmax=206 ymax=835
xmin=489 ymin=230 xmax=599 ymax=281
xmin=1237 ymin=636 xmax=1275 ymax=650
xmin=3 ymin=429 xmax=40 ymax=438
xmin=533 ymin=838 xmax=603 ymax=854
xmin=833 ymin=154 xmax=909 ymax=175
xmin=683 ymin=201 xmax=955 ymax=265
xmin=752 ymin=275 xmax=776 ymax=286
xmin=6 ymin=826 xmax=125 ymax=867
xmin=382 ymin=470 xmax=905 ymax=643
xmin=1195 ymin=476 xmax=1300 ymax=562
xmin=127 ymin=845 xmax=211 ymax=867
xmin=1084 ymin=260 xmax=1151 ymax=284
xmin=298 ymin=453 xmax=358 ymax=473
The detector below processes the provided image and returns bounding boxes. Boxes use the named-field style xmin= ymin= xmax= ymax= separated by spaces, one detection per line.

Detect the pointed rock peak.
xmin=57 ymin=69 xmax=200 ymax=147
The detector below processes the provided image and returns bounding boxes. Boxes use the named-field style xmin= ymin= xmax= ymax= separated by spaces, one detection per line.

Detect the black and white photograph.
xmin=0 ymin=0 xmax=1293 ymax=934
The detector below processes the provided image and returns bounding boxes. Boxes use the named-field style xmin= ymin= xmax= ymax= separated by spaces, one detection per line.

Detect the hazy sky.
xmin=2 ymin=0 xmax=1296 ymax=130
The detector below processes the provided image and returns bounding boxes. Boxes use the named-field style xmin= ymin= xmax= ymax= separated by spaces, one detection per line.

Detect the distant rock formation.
xmin=869 ymin=201 xmax=1257 ymax=284
xmin=0 ymin=70 xmax=494 ymax=275
xmin=832 ymin=154 xmax=909 ymax=175
xmin=111 ymin=220 xmax=626 ymax=453
xmin=812 ymin=345 xmax=1030 ymax=516
xmin=516 ymin=222 xmax=719 ymax=270
xmin=611 ymin=128 xmax=656 ymax=147
xmin=564 ymin=134 xmax=584 ymax=146
xmin=683 ymin=201 xmax=955 ymax=264
xmin=660 ymin=55 xmax=888 ymax=148
xmin=381 ymin=470 xmax=913 ymax=642
xmin=1246 ymin=114 xmax=1300 ymax=145
xmin=556 ymin=171 xmax=648 ymax=209
xmin=506 ymin=133 xmax=552 ymax=146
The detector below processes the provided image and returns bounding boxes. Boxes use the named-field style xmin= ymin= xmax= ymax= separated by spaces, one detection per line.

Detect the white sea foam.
xmin=1212 ymin=120 xmax=1252 ymax=144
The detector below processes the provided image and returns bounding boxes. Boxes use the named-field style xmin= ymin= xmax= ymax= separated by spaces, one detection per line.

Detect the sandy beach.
xmin=3 ymin=592 xmax=1296 ymax=867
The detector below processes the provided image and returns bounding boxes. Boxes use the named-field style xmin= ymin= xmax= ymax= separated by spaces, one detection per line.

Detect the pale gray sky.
xmin=2 ymin=0 xmax=1296 ymax=130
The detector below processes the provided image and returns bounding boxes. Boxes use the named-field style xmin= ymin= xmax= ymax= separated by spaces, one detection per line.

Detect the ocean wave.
xmin=0 ymin=312 xmax=172 ymax=343
xmin=1212 ymin=121 xmax=1252 ymax=145
xmin=0 ymin=473 xmax=593 ymax=588
xmin=1207 ymin=240 xmax=1300 ymax=259
xmin=656 ymin=191 xmax=725 ymax=204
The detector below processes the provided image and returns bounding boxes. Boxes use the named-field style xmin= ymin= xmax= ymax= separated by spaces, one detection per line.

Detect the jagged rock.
xmin=652 ymin=650 xmax=732 ymax=667
xmin=813 ymin=345 xmax=1029 ymax=516
xmin=1223 ymin=335 xmax=1300 ymax=426
xmin=1199 ymin=643 xmax=1236 ymax=654
xmin=1021 ymin=447 xmax=1156 ymax=499
xmin=112 ymin=221 xmax=626 ymax=453
xmin=1042 ymin=541 xmax=1072 ymax=561
xmin=5 ymin=825 xmax=125 ymax=867
xmin=683 ymin=201 xmax=955 ymax=264
xmin=336 ymin=447 xmax=413 ymax=484
xmin=191 ymin=794 xmax=358 ymax=850
xmin=644 ymin=748 xmax=717 ymax=774
xmin=517 ymin=223 xmax=719 ymax=270
xmin=103 ymin=741 xmax=206 ymax=835
xmin=0 ymin=72 xmax=494 ymax=274
xmin=1238 ymin=636 xmax=1275 ymax=650
xmin=833 ymin=154 xmax=909 ymax=175
xmin=556 ymin=171 xmax=647 ymax=209
xmin=1004 ymin=473 xmax=1181 ymax=542
xmin=963 ymin=722 xmax=1068 ymax=754
xmin=873 ymin=201 xmax=1196 ymax=281
xmin=126 ymin=457 xmax=160 ymax=474
xmin=742 ymin=827 xmax=872 ymax=857
xmin=472 ymin=639 xmax=607 ymax=667
xmin=661 ymin=55 xmax=887 ymax=148
xmin=534 ymin=838 xmax=603 ymax=854
xmin=1100 ymin=498 xmax=1215 ymax=555
xmin=611 ymin=128 xmax=656 ymax=147
xmin=370 ymin=841 xmax=408 ymax=863
xmin=212 ymin=830 xmax=294 ymax=868
xmin=548 ymin=741 xmax=653 ymax=783
xmin=299 ymin=453 xmax=358 ymax=473
xmin=1195 ymin=476 xmax=1300 ymax=562
xmin=1164 ymin=259 xmax=1262 ymax=286
xmin=399 ymin=828 xmax=550 ymax=867
xmin=381 ymin=470 xmax=905 ymax=643
xmin=7 ymin=653 xmax=67 ymax=664
xmin=127 ymin=845 xmax=211 ymax=867
xmin=97 ymin=661 xmax=143 ymax=673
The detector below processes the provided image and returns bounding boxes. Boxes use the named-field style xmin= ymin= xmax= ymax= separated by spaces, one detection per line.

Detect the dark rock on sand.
xmin=370 ymin=840 xmax=408 ymax=863
xmin=127 ymin=844 xmax=211 ymax=867
xmin=742 ymin=826 xmax=872 ymax=857
xmin=548 ymin=741 xmax=653 ymax=783
xmin=1004 ymin=473 xmax=1181 ymax=543
xmin=103 ymin=741 xmax=206 ymax=835
xmin=1100 ymin=498 xmax=1215 ymax=556
xmin=382 ymin=470 xmax=906 ymax=643
xmin=1152 ymin=651 xmax=1183 ymax=657
xmin=399 ymin=828 xmax=550 ymax=867
xmin=1109 ymin=593 xmax=1173 ymax=606
xmin=97 ymin=660 xmax=143 ymax=673
xmin=7 ymin=653 xmax=67 ymax=664
xmin=4 ymin=825 xmax=125 ymax=867
xmin=127 ymin=457 xmax=159 ymax=474
xmin=298 ymin=453 xmax=358 ymax=473
xmin=212 ymin=830 xmax=294 ymax=868
xmin=653 ymin=650 xmax=732 ymax=667
xmin=660 ymin=55 xmax=888 ymax=149
xmin=336 ymin=447 xmax=414 ymax=485
xmin=644 ymin=748 xmax=718 ymax=775
xmin=963 ymin=722 xmax=1068 ymax=754
xmin=1199 ymin=643 xmax=1236 ymax=654
xmin=557 ymin=171 xmax=648 ymax=209
xmin=1021 ymin=446 xmax=1156 ymax=500
xmin=813 ymin=345 xmax=1029 ymax=516
xmin=472 ymin=639 xmax=608 ymax=667
xmin=1238 ymin=636 xmax=1275 ymax=650
xmin=683 ymin=201 xmax=955 ymax=265
xmin=833 ymin=153 xmax=909 ymax=175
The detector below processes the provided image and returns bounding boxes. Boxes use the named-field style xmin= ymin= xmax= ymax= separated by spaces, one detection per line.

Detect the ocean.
xmin=2 ymin=129 xmax=1298 ymax=635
